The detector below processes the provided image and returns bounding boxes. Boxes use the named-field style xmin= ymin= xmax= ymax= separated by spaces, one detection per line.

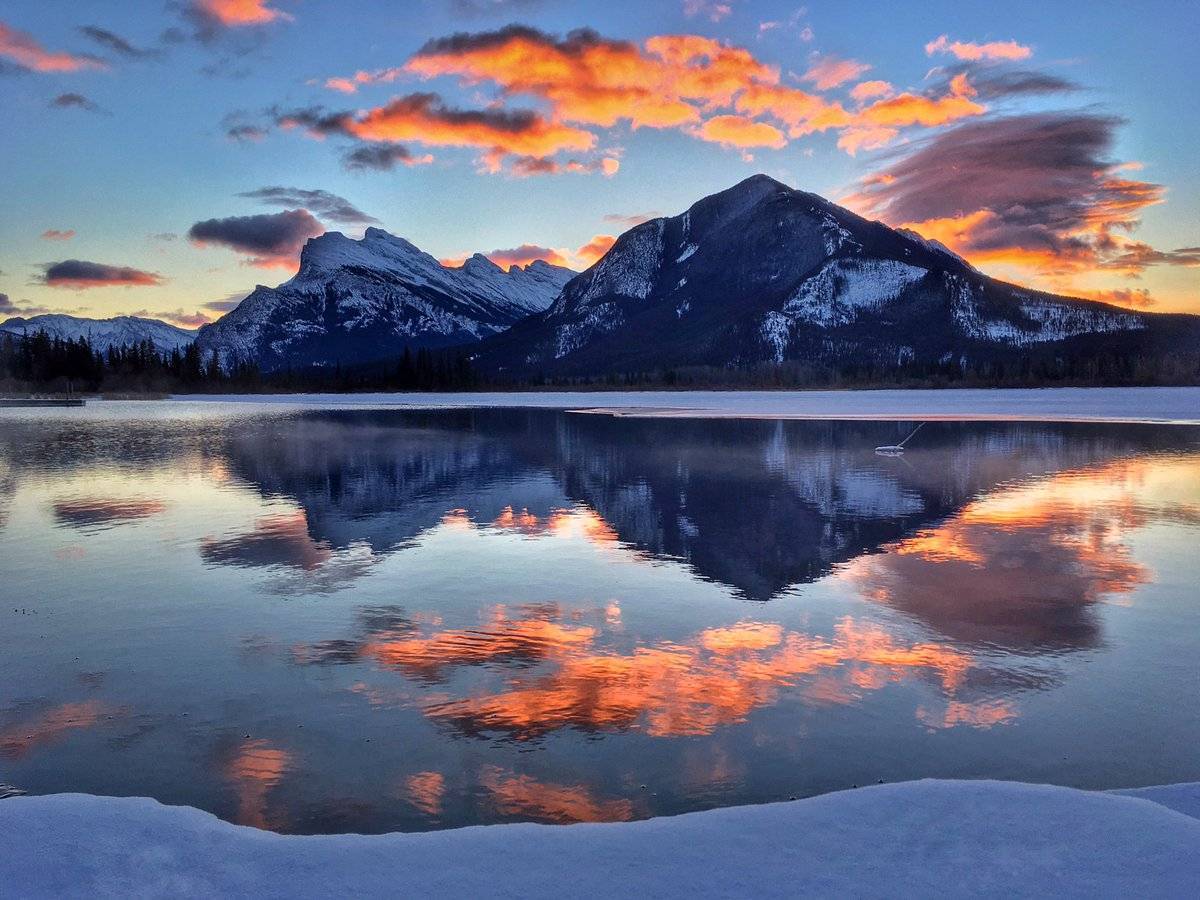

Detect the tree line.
xmin=3 ymin=328 xmax=1197 ymax=396
xmin=0 ymin=332 xmax=480 ymax=395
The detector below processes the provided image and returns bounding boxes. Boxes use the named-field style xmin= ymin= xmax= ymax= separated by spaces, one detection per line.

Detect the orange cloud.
xmin=404 ymin=771 xmax=445 ymax=817
xmin=853 ymin=75 xmax=984 ymax=129
xmin=801 ymin=55 xmax=871 ymax=90
xmin=733 ymin=83 xmax=850 ymax=137
xmin=338 ymin=94 xmax=596 ymax=167
xmin=40 ymin=229 xmax=76 ymax=241
xmin=406 ymin=27 xmax=777 ymax=131
xmin=424 ymin=616 xmax=972 ymax=739
xmin=193 ymin=0 xmax=291 ymax=27
xmin=1073 ymin=287 xmax=1155 ymax=309
xmin=0 ymin=701 xmax=112 ymax=760
xmin=925 ymin=34 xmax=1032 ymax=62
xmin=575 ymin=234 xmax=617 ymax=267
xmin=225 ymin=739 xmax=292 ymax=830
xmin=0 ymin=21 xmax=105 ymax=72
xmin=480 ymin=767 xmax=634 ymax=823
xmin=691 ymin=114 xmax=787 ymax=149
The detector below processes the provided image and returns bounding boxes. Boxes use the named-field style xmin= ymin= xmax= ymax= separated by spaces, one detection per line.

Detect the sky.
xmin=1 ymin=0 xmax=1197 ymax=327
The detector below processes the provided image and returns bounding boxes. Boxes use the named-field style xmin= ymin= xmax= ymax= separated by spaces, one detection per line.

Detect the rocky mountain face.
xmin=195 ymin=227 xmax=574 ymax=370
xmin=0 ymin=314 xmax=196 ymax=353
xmin=477 ymin=175 xmax=1196 ymax=376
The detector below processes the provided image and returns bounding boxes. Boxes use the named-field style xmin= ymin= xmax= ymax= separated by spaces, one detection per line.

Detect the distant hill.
xmin=0 ymin=314 xmax=196 ymax=353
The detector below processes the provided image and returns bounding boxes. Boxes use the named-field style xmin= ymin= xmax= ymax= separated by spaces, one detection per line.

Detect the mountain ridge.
xmin=0 ymin=314 xmax=196 ymax=353
xmin=473 ymin=174 xmax=1195 ymax=377
xmin=194 ymin=227 xmax=575 ymax=370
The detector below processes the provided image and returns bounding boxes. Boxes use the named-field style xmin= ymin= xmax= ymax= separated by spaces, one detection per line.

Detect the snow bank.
xmin=167 ymin=387 xmax=1200 ymax=425
xmin=2 ymin=780 xmax=1198 ymax=898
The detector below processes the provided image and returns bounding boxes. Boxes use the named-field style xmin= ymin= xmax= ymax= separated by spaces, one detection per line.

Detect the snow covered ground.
xmin=1 ymin=780 xmax=1197 ymax=897
xmin=162 ymin=386 xmax=1200 ymax=424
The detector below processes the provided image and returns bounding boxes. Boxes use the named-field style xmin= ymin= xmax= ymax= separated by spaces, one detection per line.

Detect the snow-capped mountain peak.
xmin=196 ymin=228 xmax=575 ymax=370
xmin=476 ymin=174 xmax=1189 ymax=375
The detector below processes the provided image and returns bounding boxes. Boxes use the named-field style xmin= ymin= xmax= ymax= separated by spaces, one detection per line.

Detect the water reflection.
xmin=839 ymin=457 xmax=1192 ymax=650
xmin=53 ymin=497 xmax=167 ymax=531
xmin=0 ymin=701 xmax=115 ymax=760
xmin=0 ymin=404 xmax=1198 ymax=832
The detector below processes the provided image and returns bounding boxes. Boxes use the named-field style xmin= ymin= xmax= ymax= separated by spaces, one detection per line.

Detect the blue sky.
xmin=1 ymin=0 xmax=1196 ymax=325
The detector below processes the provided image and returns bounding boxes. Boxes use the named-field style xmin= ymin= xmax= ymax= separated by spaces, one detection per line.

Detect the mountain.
xmin=195 ymin=227 xmax=574 ymax=370
xmin=0 ymin=314 xmax=196 ymax=352
xmin=476 ymin=175 xmax=1198 ymax=377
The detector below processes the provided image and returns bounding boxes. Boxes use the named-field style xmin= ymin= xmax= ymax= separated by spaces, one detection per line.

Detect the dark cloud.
xmin=343 ymin=143 xmax=423 ymax=171
xmin=855 ymin=112 xmax=1176 ymax=273
xmin=509 ymin=155 xmax=618 ymax=177
xmin=53 ymin=498 xmax=166 ymax=529
xmin=0 ymin=293 xmax=55 ymax=317
xmin=0 ymin=59 xmax=30 ymax=77
xmin=415 ymin=24 xmax=622 ymax=58
xmin=270 ymin=104 xmax=354 ymax=137
xmin=50 ymin=92 xmax=104 ymax=113
xmin=41 ymin=260 xmax=164 ymax=289
xmin=226 ymin=123 xmax=267 ymax=142
xmin=202 ymin=290 xmax=250 ymax=313
xmin=187 ymin=209 xmax=324 ymax=267
xmin=449 ymin=0 xmax=547 ymax=16
xmin=931 ymin=65 xmax=1080 ymax=100
xmin=150 ymin=232 xmax=178 ymax=242
xmin=237 ymin=187 xmax=379 ymax=225
xmin=77 ymin=26 xmax=162 ymax=60
xmin=276 ymin=93 xmax=554 ymax=139
xmin=170 ymin=0 xmax=288 ymax=47
xmin=1098 ymin=244 xmax=1200 ymax=270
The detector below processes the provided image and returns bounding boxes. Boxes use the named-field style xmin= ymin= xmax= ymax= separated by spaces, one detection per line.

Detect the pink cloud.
xmin=801 ymin=55 xmax=871 ymax=90
xmin=0 ymin=21 xmax=105 ymax=72
xmin=925 ymin=34 xmax=1032 ymax=62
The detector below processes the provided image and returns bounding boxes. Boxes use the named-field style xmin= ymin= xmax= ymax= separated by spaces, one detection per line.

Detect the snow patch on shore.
xmin=1 ymin=780 xmax=1197 ymax=898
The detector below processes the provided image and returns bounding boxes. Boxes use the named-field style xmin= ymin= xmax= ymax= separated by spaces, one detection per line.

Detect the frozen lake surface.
xmin=170 ymin=386 xmax=1200 ymax=424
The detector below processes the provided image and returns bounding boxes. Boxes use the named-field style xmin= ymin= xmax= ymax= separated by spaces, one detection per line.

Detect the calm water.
xmin=1 ymin=401 xmax=1198 ymax=833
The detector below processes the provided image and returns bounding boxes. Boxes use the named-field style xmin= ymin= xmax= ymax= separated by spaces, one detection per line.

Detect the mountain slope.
xmin=0 ymin=314 xmax=196 ymax=352
xmin=477 ymin=175 xmax=1196 ymax=377
xmin=195 ymin=228 xmax=574 ymax=370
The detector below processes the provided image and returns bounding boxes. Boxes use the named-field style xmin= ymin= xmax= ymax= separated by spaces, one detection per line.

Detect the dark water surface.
xmin=1 ymin=401 xmax=1198 ymax=833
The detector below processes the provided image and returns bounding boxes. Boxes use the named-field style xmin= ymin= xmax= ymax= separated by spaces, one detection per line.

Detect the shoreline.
xmin=156 ymin=385 xmax=1200 ymax=426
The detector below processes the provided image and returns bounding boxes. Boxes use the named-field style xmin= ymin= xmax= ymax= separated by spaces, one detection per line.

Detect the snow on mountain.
xmin=0 ymin=314 xmax=196 ymax=352
xmin=477 ymin=174 xmax=1187 ymax=376
xmin=196 ymin=227 xmax=575 ymax=370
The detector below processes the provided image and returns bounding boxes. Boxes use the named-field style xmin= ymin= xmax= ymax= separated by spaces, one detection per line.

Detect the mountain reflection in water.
xmin=0 ymin=405 xmax=1197 ymax=833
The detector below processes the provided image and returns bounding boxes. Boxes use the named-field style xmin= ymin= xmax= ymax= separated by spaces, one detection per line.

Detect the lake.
xmin=1 ymin=401 xmax=1198 ymax=833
